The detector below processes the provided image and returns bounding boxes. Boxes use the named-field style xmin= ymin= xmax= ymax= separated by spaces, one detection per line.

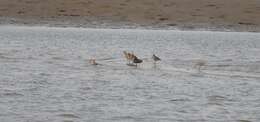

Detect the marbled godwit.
xmin=123 ymin=51 xmax=136 ymax=64
xmin=89 ymin=59 xmax=98 ymax=65
xmin=123 ymin=51 xmax=131 ymax=64
xmin=123 ymin=51 xmax=142 ymax=66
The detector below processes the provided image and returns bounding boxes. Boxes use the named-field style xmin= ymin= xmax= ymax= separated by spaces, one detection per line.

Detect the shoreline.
xmin=1 ymin=17 xmax=260 ymax=32
xmin=1 ymin=0 xmax=260 ymax=32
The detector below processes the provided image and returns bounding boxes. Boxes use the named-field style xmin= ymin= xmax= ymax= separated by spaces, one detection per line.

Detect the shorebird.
xmin=133 ymin=56 xmax=143 ymax=66
xmin=89 ymin=59 xmax=98 ymax=65
xmin=152 ymin=54 xmax=161 ymax=67
xmin=193 ymin=59 xmax=207 ymax=72
xmin=123 ymin=51 xmax=131 ymax=64
xmin=152 ymin=54 xmax=161 ymax=62
xmin=123 ymin=51 xmax=136 ymax=64
xmin=123 ymin=51 xmax=142 ymax=67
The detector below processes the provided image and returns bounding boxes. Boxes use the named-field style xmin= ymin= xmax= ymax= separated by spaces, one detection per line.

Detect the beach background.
xmin=0 ymin=0 xmax=260 ymax=31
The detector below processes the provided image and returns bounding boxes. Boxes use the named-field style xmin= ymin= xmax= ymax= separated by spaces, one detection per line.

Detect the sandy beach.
xmin=0 ymin=0 xmax=260 ymax=32
xmin=0 ymin=0 xmax=260 ymax=31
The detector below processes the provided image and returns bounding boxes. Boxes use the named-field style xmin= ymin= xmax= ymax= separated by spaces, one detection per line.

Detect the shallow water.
xmin=0 ymin=26 xmax=260 ymax=122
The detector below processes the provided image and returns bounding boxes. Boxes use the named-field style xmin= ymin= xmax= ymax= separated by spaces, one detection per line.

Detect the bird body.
xmin=89 ymin=59 xmax=98 ymax=65
xmin=133 ymin=57 xmax=143 ymax=63
xmin=152 ymin=54 xmax=161 ymax=67
xmin=152 ymin=54 xmax=161 ymax=62
xmin=193 ymin=59 xmax=207 ymax=72
xmin=123 ymin=51 xmax=137 ymax=64
xmin=133 ymin=57 xmax=143 ymax=66
xmin=129 ymin=53 xmax=136 ymax=61
xmin=123 ymin=51 xmax=142 ymax=67
xmin=123 ymin=51 xmax=130 ymax=61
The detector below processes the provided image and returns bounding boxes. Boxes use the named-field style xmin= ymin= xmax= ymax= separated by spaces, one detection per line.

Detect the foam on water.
xmin=0 ymin=26 xmax=260 ymax=122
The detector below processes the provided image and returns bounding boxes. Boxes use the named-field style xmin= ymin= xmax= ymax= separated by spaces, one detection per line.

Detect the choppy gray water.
xmin=0 ymin=26 xmax=260 ymax=122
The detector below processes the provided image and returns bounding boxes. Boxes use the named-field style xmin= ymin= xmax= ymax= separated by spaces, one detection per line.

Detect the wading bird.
xmin=123 ymin=51 xmax=136 ymax=65
xmin=123 ymin=51 xmax=131 ymax=64
xmin=152 ymin=54 xmax=161 ymax=67
xmin=193 ymin=59 xmax=207 ymax=72
xmin=133 ymin=56 xmax=143 ymax=66
xmin=123 ymin=51 xmax=142 ymax=67
xmin=152 ymin=54 xmax=161 ymax=63
xmin=89 ymin=59 xmax=98 ymax=65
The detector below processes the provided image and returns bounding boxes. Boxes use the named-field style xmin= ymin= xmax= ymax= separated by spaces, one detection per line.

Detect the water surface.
xmin=0 ymin=26 xmax=260 ymax=122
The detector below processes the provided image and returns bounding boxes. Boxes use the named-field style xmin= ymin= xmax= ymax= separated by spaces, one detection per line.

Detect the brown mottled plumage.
xmin=123 ymin=51 xmax=136 ymax=64
xmin=89 ymin=59 xmax=98 ymax=65
xmin=123 ymin=51 xmax=142 ymax=66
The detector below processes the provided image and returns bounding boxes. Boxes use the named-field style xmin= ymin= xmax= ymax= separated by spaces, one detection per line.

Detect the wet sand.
xmin=0 ymin=0 xmax=260 ymax=31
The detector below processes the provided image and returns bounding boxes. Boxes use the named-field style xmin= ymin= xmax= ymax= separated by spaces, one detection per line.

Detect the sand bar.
xmin=0 ymin=0 xmax=260 ymax=31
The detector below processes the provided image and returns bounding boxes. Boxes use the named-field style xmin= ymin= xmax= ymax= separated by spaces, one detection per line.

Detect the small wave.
xmin=207 ymin=95 xmax=226 ymax=100
xmin=211 ymin=64 xmax=231 ymax=67
xmin=1 ymin=91 xmax=24 ymax=97
xmin=237 ymin=120 xmax=251 ymax=122
xmin=39 ymin=72 xmax=51 ymax=76
xmin=207 ymin=95 xmax=226 ymax=106
xmin=168 ymin=98 xmax=190 ymax=102
xmin=111 ymin=115 xmax=141 ymax=121
xmin=57 ymin=113 xmax=80 ymax=119
xmin=52 ymin=56 xmax=67 ymax=60
xmin=0 ymin=55 xmax=21 ymax=62
xmin=98 ymin=57 xmax=117 ymax=61
xmin=63 ymin=120 xmax=74 ymax=122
